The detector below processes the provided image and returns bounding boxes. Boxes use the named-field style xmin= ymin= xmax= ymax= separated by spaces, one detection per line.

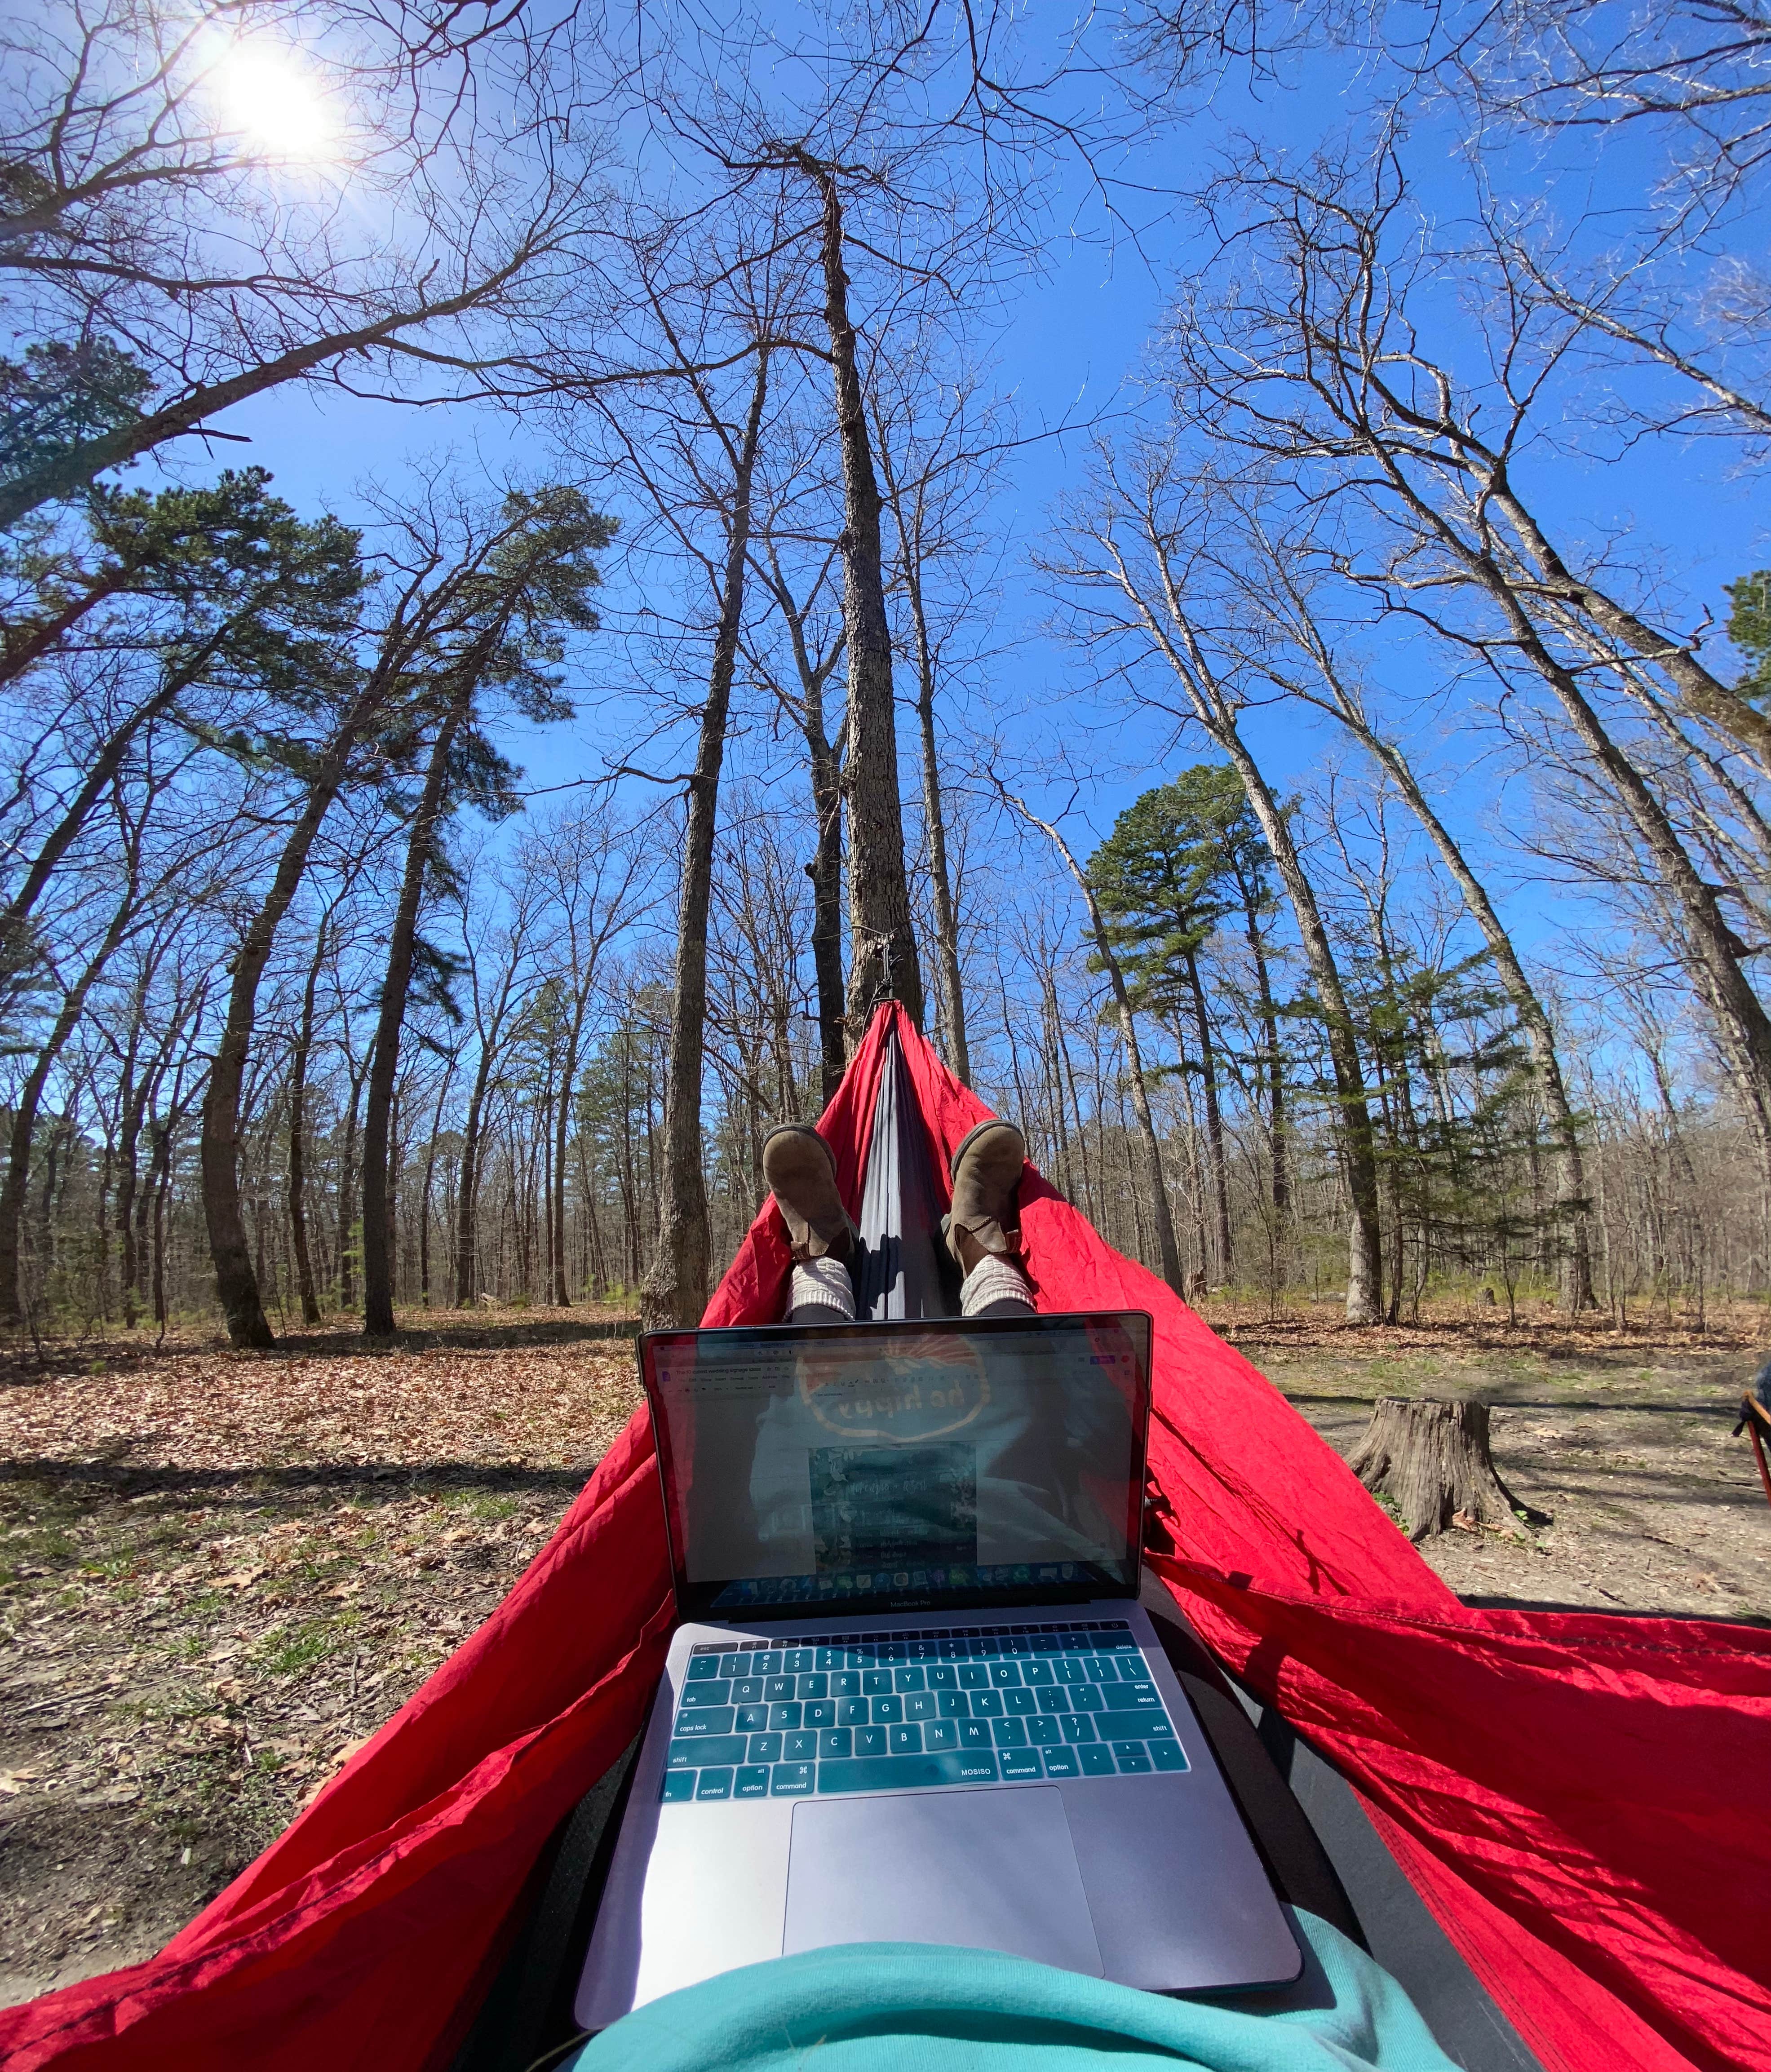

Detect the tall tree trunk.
xmin=148 ymin=1119 xmax=174 ymax=1331
xmin=1356 ymin=729 xmax=1594 ymax=1309
xmin=1182 ymin=946 xmax=1232 ymax=1280
xmin=114 ymin=971 xmax=157 ymax=1327
xmin=641 ymin=353 xmax=770 ymax=1330
xmin=362 ymin=694 xmax=466 ymax=1337
xmin=456 ymin=1064 xmax=492 ymax=1306
xmin=897 ymin=533 xmax=970 ymax=1081
xmin=759 ymin=553 xmax=849 ymax=1107
xmin=791 ymin=155 xmax=923 ymax=1038
xmin=287 ymin=914 xmax=328 ymax=1326
xmin=553 ymin=1001 xmax=587 ymax=1307
xmin=386 ymin=1084 xmax=401 ymax=1307
xmin=1007 ymin=794 xmax=1186 ymax=1295
xmin=0 ymin=872 xmax=139 ymax=1319
xmin=913 ymin=623 xmax=970 ymax=1082
xmin=130 ymin=1071 xmax=166 ymax=1322
xmin=1238 ymin=881 xmax=1289 ymax=1220
xmin=95 ymin=1131 xmax=114 ymax=1319
xmin=338 ymin=1056 xmax=366 ymax=1312
xmin=419 ymin=1058 xmax=453 ymax=1306
xmin=809 ymin=722 xmax=848 ymax=1107
xmin=201 ymin=683 xmax=390 ymax=1348
xmin=1224 ymin=737 xmax=1382 ymax=1323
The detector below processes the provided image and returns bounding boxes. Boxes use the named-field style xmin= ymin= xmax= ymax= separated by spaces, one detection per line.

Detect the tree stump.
xmin=1347 ymin=1395 xmax=1545 ymax=1541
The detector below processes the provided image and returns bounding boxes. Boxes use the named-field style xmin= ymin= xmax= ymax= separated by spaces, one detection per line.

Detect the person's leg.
xmin=947 ymin=1120 xmax=1035 ymax=1319
xmin=764 ymin=1115 xmax=1039 ymax=1324
xmin=788 ymin=1255 xmax=855 ymax=1324
xmin=762 ymin=1124 xmax=860 ymax=1324
xmin=959 ymin=1253 xmax=1034 ymax=1319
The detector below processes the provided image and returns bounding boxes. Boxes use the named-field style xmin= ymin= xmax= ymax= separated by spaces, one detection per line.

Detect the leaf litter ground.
xmin=0 ymin=1307 xmax=641 ymax=2010
xmin=2 ymin=1293 xmax=1767 ymax=2012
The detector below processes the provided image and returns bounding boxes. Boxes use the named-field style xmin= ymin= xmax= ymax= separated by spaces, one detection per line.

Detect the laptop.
xmin=575 ymin=1309 xmax=1302 ymax=2025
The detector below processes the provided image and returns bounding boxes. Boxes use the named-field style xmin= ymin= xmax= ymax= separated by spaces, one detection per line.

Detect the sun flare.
xmin=212 ymin=45 xmax=336 ymax=163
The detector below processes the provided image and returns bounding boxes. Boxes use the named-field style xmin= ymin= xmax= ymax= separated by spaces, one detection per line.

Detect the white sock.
xmin=788 ymin=1255 xmax=855 ymax=1322
xmin=960 ymin=1253 xmax=1034 ymax=1316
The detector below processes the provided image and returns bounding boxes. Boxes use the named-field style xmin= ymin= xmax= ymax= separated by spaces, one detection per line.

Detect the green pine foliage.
xmin=1085 ymin=766 xmax=1572 ymax=1316
xmin=0 ymin=340 xmax=151 ymax=503
xmin=1086 ymin=765 xmax=1267 ymax=1019
xmin=1725 ymin=570 xmax=1771 ymax=706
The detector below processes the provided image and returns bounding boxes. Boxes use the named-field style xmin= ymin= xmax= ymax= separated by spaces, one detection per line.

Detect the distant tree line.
xmin=5 ymin=0 xmax=1771 ymax=1341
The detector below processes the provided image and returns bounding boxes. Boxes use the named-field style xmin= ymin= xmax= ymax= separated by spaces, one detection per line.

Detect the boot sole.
xmin=947 ymin=1118 xmax=1027 ymax=1180
xmin=762 ymin=1121 xmax=837 ymax=1178
xmin=762 ymin=1124 xmax=853 ymax=1252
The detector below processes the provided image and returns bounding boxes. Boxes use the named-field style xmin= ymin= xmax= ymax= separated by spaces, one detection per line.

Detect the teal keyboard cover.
xmin=659 ymin=1620 xmax=1189 ymax=1803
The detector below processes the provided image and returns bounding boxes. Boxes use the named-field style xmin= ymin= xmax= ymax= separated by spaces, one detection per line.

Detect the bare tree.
xmin=1043 ymin=445 xmax=1389 ymax=1322
xmin=0 ymin=754 xmax=195 ymax=1318
xmin=1189 ymin=487 xmax=1598 ymax=1307
xmin=626 ymin=0 xmax=1111 ymax=1042
xmin=521 ymin=805 xmax=651 ymax=1306
xmin=748 ymin=543 xmax=849 ymax=1106
xmin=641 ymin=354 xmax=770 ymax=1328
xmin=285 ymin=905 xmax=332 ymax=1324
xmin=993 ymin=776 xmax=1187 ymax=1295
xmin=1448 ymin=0 xmax=1771 ymax=203
xmin=1171 ymin=149 xmax=1771 ymax=1191
xmin=0 ymin=0 xmax=621 ymax=524
xmin=764 ymin=147 xmax=925 ymax=1037
xmin=871 ymin=359 xmax=1011 ymax=1085
xmin=451 ymin=854 xmax=537 ymax=1306
xmin=358 ymin=486 xmax=610 ymax=1337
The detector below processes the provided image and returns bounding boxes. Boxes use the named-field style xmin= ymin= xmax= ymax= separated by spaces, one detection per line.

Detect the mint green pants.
xmin=567 ymin=1910 xmax=1461 ymax=2072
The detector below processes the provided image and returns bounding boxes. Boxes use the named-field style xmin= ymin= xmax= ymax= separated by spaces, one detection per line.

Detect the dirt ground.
xmin=2 ymin=1295 xmax=1767 ymax=2014
xmin=0 ymin=1309 xmax=643 ymax=2013
xmin=1203 ymin=1294 xmax=1771 ymax=1621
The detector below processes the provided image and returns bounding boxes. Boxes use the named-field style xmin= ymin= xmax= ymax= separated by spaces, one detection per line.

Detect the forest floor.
xmin=2 ymin=1293 xmax=1767 ymax=2014
xmin=1206 ymin=1293 xmax=1771 ymax=1620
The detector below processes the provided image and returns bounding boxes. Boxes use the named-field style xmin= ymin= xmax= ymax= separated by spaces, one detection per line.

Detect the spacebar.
xmin=817 ymin=1752 xmax=1000 ymax=1793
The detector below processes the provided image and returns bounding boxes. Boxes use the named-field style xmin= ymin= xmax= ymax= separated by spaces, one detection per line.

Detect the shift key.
xmin=667 ymin=1735 xmax=748 ymax=1768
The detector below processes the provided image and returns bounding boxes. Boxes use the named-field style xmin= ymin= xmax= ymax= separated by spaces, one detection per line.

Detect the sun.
xmin=211 ymin=44 xmax=336 ymax=163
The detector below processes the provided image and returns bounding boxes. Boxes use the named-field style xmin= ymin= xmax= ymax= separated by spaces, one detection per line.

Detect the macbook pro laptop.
xmin=575 ymin=1309 xmax=1302 ymax=2024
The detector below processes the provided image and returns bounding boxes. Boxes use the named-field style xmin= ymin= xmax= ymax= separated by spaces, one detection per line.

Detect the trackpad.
xmin=783 ymin=1787 xmax=1104 ymax=1975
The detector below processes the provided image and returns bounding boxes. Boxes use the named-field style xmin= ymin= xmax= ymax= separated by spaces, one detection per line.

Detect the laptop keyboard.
xmin=659 ymin=1620 xmax=1188 ymax=1803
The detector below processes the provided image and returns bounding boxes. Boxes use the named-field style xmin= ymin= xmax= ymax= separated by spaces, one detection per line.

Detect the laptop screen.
xmin=640 ymin=1311 xmax=1153 ymax=1620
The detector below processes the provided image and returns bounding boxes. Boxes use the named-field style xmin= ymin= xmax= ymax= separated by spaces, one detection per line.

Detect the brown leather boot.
xmin=762 ymin=1124 xmax=857 ymax=1262
xmin=946 ymin=1119 xmax=1027 ymax=1274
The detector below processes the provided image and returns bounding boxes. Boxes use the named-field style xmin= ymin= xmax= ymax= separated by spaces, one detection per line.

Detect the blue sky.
xmin=153 ymin=5 xmax=1770 ymax=1001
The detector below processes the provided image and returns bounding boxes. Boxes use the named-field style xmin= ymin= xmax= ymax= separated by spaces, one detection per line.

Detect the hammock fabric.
xmin=3 ymin=1005 xmax=1768 ymax=2072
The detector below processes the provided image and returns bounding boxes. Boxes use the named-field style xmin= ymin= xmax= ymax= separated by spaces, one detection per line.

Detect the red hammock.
xmin=4 ymin=1005 xmax=1768 ymax=2072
